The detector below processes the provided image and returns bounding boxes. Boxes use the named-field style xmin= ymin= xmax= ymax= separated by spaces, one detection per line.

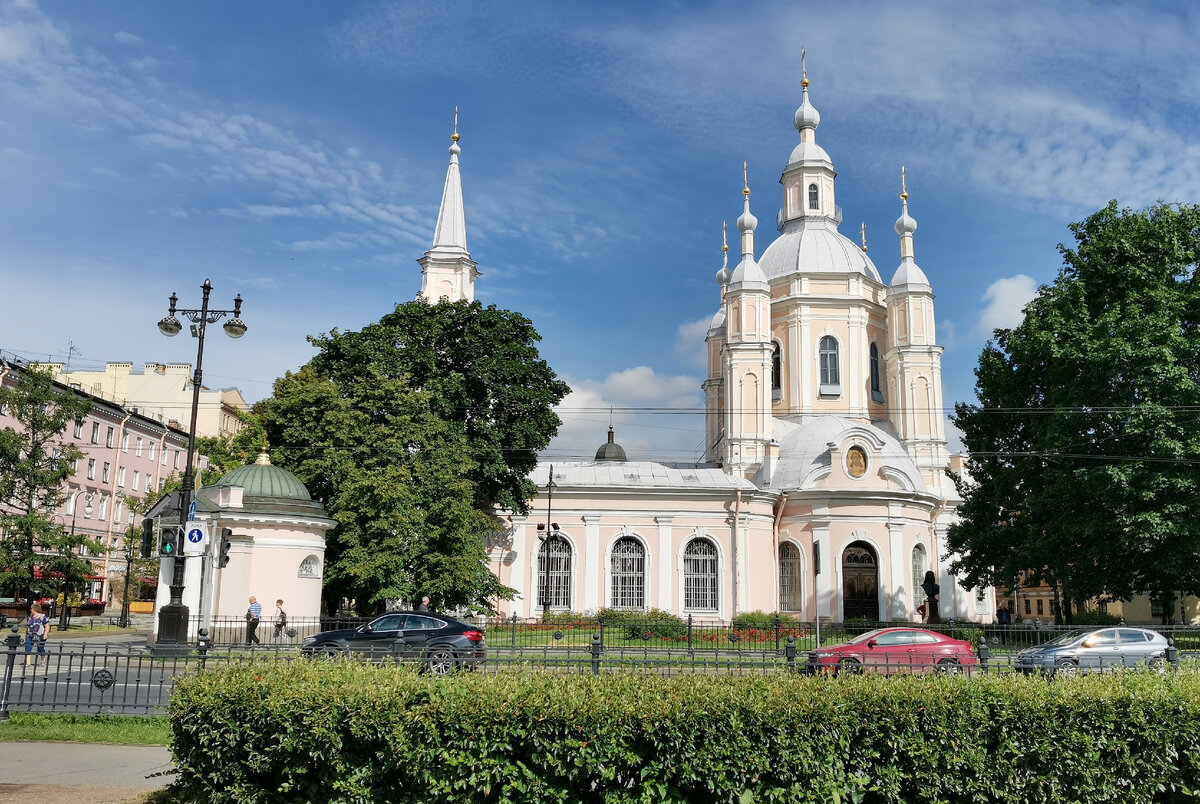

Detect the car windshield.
xmin=846 ymin=629 xmax=888 ymax=645
xmin=1040 ymin=630 xmax=1085 ymax=647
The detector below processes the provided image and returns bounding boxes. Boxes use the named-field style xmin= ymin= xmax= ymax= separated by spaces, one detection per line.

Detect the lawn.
xmin=0 ymin=711 xmax=170 ymax=744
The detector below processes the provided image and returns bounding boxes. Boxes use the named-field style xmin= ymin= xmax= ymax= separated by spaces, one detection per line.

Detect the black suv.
xmin=301 ymin=612 xmax=486 ymax=675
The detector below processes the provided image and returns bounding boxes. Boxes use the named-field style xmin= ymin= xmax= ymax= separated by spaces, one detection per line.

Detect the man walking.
xmin=272 ymin=599 xmax=288 ymax=642
xmin=996 ymin=602 xmax=1011 ymax=645
xmin=246 ymin=596 xmax=262 ymax=645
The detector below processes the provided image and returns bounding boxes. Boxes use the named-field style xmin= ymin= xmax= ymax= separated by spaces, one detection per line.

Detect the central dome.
xmin=213 ymin=451 xmax=312 ymax=501
xmin=759 ymin=218 xmax=882 ymax=282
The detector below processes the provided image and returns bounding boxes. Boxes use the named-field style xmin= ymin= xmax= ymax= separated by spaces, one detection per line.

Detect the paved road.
xmin=0 ymin=741 xmax=174 ymax=803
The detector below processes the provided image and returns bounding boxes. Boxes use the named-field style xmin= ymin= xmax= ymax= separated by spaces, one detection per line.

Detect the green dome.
xmin=213 ymin=450 xmax=312 ymax=501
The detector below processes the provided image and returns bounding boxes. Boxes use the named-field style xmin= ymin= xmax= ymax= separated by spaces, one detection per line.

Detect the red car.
xmin=806 ymin=627 xmax=978 ymax=676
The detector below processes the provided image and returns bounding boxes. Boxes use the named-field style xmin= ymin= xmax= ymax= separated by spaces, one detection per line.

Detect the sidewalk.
xmin=0 ymin=742 xmax=174 ymax=803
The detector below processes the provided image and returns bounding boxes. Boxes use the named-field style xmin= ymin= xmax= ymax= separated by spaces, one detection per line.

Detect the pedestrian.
xmin=272 ymin=599 xmax=288 ymax=642
xmin=417 ymin=596 xmax=430 ymax=612
xmin=996 ymin=602 xmax=1011 ymax=645
xmin=24 ymin=602 xmax=49 ymax=667
xmin=245 ymin=595 xmax=262 ymax=645
xmin=921 ymin=571 xmax=941 ymax=624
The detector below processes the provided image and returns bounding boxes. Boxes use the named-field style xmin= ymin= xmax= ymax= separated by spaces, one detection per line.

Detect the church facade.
xmin=419 ymin=78 xmax=992 ymax=624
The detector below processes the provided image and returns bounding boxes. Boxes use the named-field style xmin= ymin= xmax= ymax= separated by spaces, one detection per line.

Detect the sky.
xmin=2 ymin=0 xmax=1198 ymax=464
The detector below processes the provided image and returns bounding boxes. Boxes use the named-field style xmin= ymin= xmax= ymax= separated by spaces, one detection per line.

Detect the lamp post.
xmin=535 ymin=465 xmax=558 ymax=619
xmin=57 ymin=493 xmax=94 ymax=630
xmin=154 ymin=279 xmax=247 ymax=650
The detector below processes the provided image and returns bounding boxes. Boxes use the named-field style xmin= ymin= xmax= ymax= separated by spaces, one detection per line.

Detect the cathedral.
xmin=418 ymin=76 xmax=992 ymax=624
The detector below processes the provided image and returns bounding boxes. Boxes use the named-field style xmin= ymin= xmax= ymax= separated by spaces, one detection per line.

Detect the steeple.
xmin=889 ymin=166 xmax=930 ymax=289
xmin=728 ymin=163 xmax=768 ymax=291
xmin=419 ymin=108 xmax=479 ymax=303
xmin=779 ymin=51 xmax=838 ymax=226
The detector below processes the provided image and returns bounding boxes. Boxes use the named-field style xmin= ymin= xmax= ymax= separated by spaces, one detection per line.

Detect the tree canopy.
xmin=948 ymin=201 xmax=1200 ymax=606
xmin=0 ymin=366 xmax=101 ymax=604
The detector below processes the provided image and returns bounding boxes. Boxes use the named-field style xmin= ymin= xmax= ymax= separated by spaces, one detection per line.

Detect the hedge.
xmin=169 ymin=663 xmax=1200 ymax=803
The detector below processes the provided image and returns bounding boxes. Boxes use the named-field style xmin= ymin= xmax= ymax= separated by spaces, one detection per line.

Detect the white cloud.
xmin=674 ymin=316 xmax=710 ymax=371
xmin=974 ymin=275 xmax=1039 ymax=339
xmin=113 ymin=31 xmax=142 ymax=46
xmin=2 ymin=144 xmax=29 ymax=159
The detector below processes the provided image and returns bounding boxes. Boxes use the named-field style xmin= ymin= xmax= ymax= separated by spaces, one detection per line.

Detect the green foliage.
xmin=950 ymin=202 xmax=1200 ymax=604
xmin=171 ymin=662 xmax=1200 ymax=804
xmin=258 ymin=365 xmax=512 ymax=613
xmin=0 ymin=712 xmax=169 ymax=744
xmin=0 ymin=366 xmax=97 ymax=602
xmin=194 ymin=408 xmax=266 ymax=483
xmin=731 ymin=610 xmax=796 ymax=629
xmin=600 ymin=607 xmax=687 ymax=640
xmin=539 ymin=610 xmax=598 ymax=626
xmin=305 ymin=298 xmax=570 ymax=514
xmin=1072 ymin=610 xmax=1123 ymax=626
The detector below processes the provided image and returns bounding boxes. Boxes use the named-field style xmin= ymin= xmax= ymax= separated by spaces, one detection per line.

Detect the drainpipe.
xmin=101 ymin=412 xmax=134 ymax=600
xmin=771 ymin=492 xmax=788 ymax=611
xmin=732 ymin=489 xmax=741 ymax=619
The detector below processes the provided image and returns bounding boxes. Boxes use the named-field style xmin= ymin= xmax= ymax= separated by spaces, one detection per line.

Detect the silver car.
xmin=1014 ymin=627 xmax=1169 ymax=675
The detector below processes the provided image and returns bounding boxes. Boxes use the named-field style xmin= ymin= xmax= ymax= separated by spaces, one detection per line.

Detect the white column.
xmin=888 ymin=512 xmax=905 ymax=619
xmin=656 ymin=517 xmax=673 ymax=611
xmin=583 ymin=516 xmax=600 ymax=612
xmin=814 ymin=522 xmax=832 ymax=618
xmin=509 ymin=522 xmax=527 ymax=618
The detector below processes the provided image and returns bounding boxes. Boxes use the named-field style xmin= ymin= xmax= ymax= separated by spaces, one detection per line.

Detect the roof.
xmin=759 ymin=218 xmax=882 ymax=283
xmin=761 ymin=415 xmax=927 ymax=494
xmin=212 ymin=452 xmax=312 ymax=501
xmin=531 ymin=461 xmax=758 ymax=492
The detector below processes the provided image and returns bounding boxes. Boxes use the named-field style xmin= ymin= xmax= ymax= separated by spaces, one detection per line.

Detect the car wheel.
xmin=936 ymin=658 xmax=962 ymax=676
xmin=1054 ymin=660 xmax=1078 ymax=677
xmin=836 ymin=658 xmax=862 ymax=676
xmin=316 ymin=645 xmax=344 ymax=660
xmin=1148 ymin=656 xmax=1168 ymax=674
xmin=424 ymin=648 xmax=457 ymax=677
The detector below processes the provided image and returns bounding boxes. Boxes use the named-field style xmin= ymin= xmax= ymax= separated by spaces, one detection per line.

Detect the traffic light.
xmin=218 ymin=528 xmax=233 ymax=568
xmin=141 ymin=518 xmax=154 ymax=559
xmin=159 ymin=526 xmax=179 ymax=557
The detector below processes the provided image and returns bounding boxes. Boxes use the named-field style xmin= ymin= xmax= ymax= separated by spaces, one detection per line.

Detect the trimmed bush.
xmin=599 ymin=607 xmax=687 ymax=640
xmin=170 ymin=663 xmax=1200 ymax=803
xmin=1072 ymin=611 xmax=1123 ymax=626
xmin=730 ymin=610 xmax=797 ymax=630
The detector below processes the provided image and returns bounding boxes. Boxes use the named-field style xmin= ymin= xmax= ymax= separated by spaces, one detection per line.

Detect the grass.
xmin=0 ymin=711 xmax=170 ymax=744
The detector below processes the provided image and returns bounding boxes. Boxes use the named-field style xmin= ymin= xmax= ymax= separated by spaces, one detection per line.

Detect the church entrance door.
xmin=842 ymin=542 xmax=879 ymax=621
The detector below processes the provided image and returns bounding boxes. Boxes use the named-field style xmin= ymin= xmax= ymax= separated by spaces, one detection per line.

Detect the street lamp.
xmin=154 ymin=279 xmax=246 ymax=650
xmin=58 ymin=493 xmax=93 ymax=630
xmin=535 ymin=465 xmax=558 ymax=619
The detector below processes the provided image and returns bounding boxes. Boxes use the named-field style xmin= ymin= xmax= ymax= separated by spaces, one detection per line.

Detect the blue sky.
xmin=2 ymin=1 xmax=1198 ymax=463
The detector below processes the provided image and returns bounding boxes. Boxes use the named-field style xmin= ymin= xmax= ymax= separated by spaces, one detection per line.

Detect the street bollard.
xmin=977 ymin=635 xmax=990 ymax=674
xmin=511 ymin=612 xmax=518 ymax=649
xmin=591 ymin=630 xmax=602 ymax=676
xmin=1168 ymin=637 xmax=1180 ymax=670
xmin=785 ymin=635 xmax=796 ymax=673
xmin=0 ymin=624 xmax=22 ymax=722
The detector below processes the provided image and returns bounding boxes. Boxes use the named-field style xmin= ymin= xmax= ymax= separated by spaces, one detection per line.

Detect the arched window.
xmin=779 ymin=542 xmax=803 ymax=612
xmin=610 ymin=537 xmax=645 ymax=610
xmin=808 ymin=183 xmax=819 ymax=210
xmin=298 ymin=555 xmax=322 ymax=579
xmin=819 ymin=335 xmax=840 ymax=395
xmin=537 ymin=535 xmax=572 ymax=610
xmin=771 ymin=341 xmax=782 ymax=397
xmin=869 ymin=342 xmax=883 ymax=402
xmin=911 ymin=544 xmax=927 ymax=612
xmin=683 ymin=539 xmax=718 ymax=610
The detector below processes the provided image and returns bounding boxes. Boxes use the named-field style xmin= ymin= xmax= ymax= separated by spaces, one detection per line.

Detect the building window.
xmin=298 ymin=555 xmax=322 ymax=579
xmin=1036 ymin=599 xmax=1044 ymax=616
xmin=779 ymin=542 xmax=803 ymax=612
xmin=114 ymin=500 xmax=122 ymax=522
xmin=683 ymin=539 xmax=719 ymax=610
xmin=146 ymin=474 xmax=153 ymax=489
xmin=87 ymin=459 xmax=96 ymax=480
xmin=869 ymin=343 xmax=883 ymax=403
xmin=911 ymin=544 xmax=927 ymax=611
xmin=537 ymin=535 xmax=572 ymax=611
xmin=1024 ymin=598 xmax=1031 ymax=615
xmin=148 ymin=442 xmax=156 ymax=461
xmin=819 ymin=336 xmax=840 ymax=395
xmin=771 ymin=341 xmax=782 ymax=399
xmin=161 ymin=449 xmax=167 ymax=466
xmin=808 ymin=183 xmax=819 ymax=210
xmin=610 ymin=537 xmax=645 ymax=610
xmin=73 ymin=420 xmax=83 ymax=439
xmin=121 ymin=432 xmax=128 ymax=451
xmin=91 ymin=423 xmax=100 ymax=444
xmin=102 ymin=462 xmax=111 ymax=483
xmin=97 ymin=497 xmax=107 ymax=520
xmin=67 ymin=492 xmax=77 ymax=515
xmin=106 ymin=427 xmax=115 ymax=448
xmin=1151 ymin=597 xmax=1164 ymax=618
xmin=135 ymin=437 xmax=143 ymax=457
xmin=173 ymin=450 xmax=180 ymax=470
xmin=132 ymin=470 xmax=140 ymax=491
xmin=118 ymin=467 xmax=126 ymax=487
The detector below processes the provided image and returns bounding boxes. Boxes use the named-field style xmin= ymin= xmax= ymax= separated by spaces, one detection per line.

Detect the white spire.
xmin=430 ymin=107 xmax=468 ymax=256
xmin=890 ymin=166 xmax=930 ymax=289
xmin=418 ymin=109 xmax=479 ymax=303
xmin=729 ymin=163 xmax=769 ymax=290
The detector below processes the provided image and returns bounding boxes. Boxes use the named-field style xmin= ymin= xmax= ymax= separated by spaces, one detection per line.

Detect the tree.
xmin=0 ymin=366 xmax=100 ymax=606
xmin=305 ymin=298 xmax=570 ymax=514
xmin=194 ymin=408 xmax=266 ymax=484
xmin=258 ymin=364 xmax=513 ymax=613
xmin=948 ymin=202 xmax=1200 ymax=609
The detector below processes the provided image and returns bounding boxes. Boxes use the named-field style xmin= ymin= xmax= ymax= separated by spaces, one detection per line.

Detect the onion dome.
xmin=890 ymin=166 xmax=931 ymax=290
xmin=594 ymin=426 xmax=628 ymax=462
xmin=729 ymin=165 xmax=769 ymax=291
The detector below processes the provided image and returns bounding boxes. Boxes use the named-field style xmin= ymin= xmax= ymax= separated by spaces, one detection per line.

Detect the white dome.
xmin=787 ymin=140 xmax=831 ymax=168
xmin=708 ymin=307 xmax=726 ymax=332
xmin=890 ymin=258 xmax=931 ymax=290
xmin=759 ymin=218 xmax=882 ymax=282
xmin=762 ymin=415 xmax=927 ymax=493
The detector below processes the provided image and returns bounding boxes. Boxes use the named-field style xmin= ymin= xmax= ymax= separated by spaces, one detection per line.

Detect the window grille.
xmin=911 ymin=544 xmax=927 ymax=607
xmin=537 ymin=535 xmax=572 ymax=610
xmin=683 ymin=539 xmax=718 ymax=610
xmin=779 ymin=542 xmax=803 ymax=611
xmin=610 ymin=537 xmax=645 ymax=609
xmin=298 ymin=555 xmax=321 ymax=578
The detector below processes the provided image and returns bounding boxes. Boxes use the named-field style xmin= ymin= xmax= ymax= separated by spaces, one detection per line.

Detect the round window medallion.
xmin=846 ymin=446 xmax=868 ymax=478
